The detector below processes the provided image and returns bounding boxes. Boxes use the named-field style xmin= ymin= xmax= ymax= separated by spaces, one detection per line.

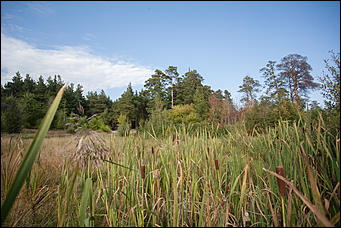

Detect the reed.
xmin=1 ymin=110 xmax=339 ymax=226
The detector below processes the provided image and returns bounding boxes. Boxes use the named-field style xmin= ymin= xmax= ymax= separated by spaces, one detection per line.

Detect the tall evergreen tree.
xmin=178 ymin=69 xmax=204 ymax=105
xmin=165 ymin=66 xmax=179 ymax=108
xmin=4 ymin=71 xmax=24 ymax=97
xmin=238 ymin=75 xmax=260 ymax=107
xmin=23 ymin=74 xmax=36 ymax=95
xmin=118 ymin=83 xmax=136 ymax=122
xmin=260 ymin=60 xmax=287 ymax=104
xmin=193 ymin=87 xmax=209 ymax=120
xmin=144 ymin=69 xmax=168 ymax=109
xmin=277 ymin=54 xmax=319 ymax=105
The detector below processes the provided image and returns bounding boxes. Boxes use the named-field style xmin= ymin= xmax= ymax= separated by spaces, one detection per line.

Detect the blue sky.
xmin=1 ymin=1 xmax=340 ymax=107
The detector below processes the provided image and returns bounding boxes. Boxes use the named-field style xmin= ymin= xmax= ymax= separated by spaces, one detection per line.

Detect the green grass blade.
xmin=79 ymin=177 xmax=92 ymax=227
xmin=1 ymin=85 xmax=66 ymax=225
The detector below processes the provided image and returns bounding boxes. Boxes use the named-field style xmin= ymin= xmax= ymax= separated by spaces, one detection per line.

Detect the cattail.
xmin=172 ymin=134 xmax=175 ymax=142
xmin=176 ymin=135 xmax=180 ymax=145
xmin=225 ymin=183 xmax=229 ymax=193
xmin=248 ymin=130 xmax=251 ymax=136
xmin=141 ymin=165 xmax=145 ymax=179
xmin=152 ymin=146 xmax=154 ymax=154
xmin=214 ymin=159 xmax=219 ymax=170
xmin=275 ymin=166 xmax=286 ymax=197
xmin=207 ymin=183 xmax=213 ymax=193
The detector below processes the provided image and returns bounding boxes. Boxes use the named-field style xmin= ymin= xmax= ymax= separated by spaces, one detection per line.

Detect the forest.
xmin=1 ymin=52 xmax=339 ymax=135
xmin=1 ymin=51 xmax=340 ymax=227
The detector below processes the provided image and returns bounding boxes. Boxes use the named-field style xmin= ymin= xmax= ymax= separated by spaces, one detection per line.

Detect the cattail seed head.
xmin=248 ymin=130 xmax=251 ymax=136
xmin=225 ymin=183 xmax=229 ymax=193
xmin=172 ymin=134 xmax=175 ymax=142
xmin=152 ymin=146 xmax=154 ymax=154
xmin=141 ymin=165 xmax=145 ymax=179
xmin=214 ymin=159 xmax=219 ymax=170
xmin=275 ymin=166 xmax=286 ymax=197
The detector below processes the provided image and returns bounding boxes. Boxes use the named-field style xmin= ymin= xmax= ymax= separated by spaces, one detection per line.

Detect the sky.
xmin=1 ymin=1 xmax=340 ymax=107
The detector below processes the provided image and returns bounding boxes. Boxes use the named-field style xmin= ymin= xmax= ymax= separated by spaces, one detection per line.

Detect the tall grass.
xmin=1 ymin=84 xmax=66 ymax=225
xmin=1 ymin=108 xmax=340 ymax=226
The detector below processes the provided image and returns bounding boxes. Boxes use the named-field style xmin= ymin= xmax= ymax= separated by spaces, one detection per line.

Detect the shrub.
xmin=88 ymin=116 xmax=111 ymax=132
xmin=168 ymin=104 xmax=200 ymax=125
xmin=117 ymin=114 xmax=130 ymax=136
xmin=244 ymin=99 xmax=300 ymax=132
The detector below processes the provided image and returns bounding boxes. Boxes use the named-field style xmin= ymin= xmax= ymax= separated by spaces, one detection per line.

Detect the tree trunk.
xmin=250 ymin=93 xmax=254 ymax=107
xmin=291 ymin=69 xmax=300 ymax=104
xmin=171 ymin=77 xmax=174 ymax=108
xmin=288 ymin=75 xmax=294 ymax=103
xmin=273 ymin=74 xmax=281 ymax=102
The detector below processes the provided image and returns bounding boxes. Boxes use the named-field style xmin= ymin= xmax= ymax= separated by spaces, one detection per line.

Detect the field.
xmin=1 ymin=118 xmax=340 ymax=227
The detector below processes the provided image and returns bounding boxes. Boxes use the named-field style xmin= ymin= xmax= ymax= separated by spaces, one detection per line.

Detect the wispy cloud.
xmin=26 ymin=1 xmax=54 ymax=16
xmin=1 ymin=33 xmax=154 ymax=93
xmin=82 ymin=33 xmax=96 ymax=41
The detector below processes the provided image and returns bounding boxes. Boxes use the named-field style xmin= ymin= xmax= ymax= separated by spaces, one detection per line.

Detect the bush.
xmin=168 ymin=104 xmax=200 ymax=125
xmin=244 ymin=99 xmax=300 ymax=132
xmin=117 ymin=114 xmax=130 ymax=136
xmin=88 ymin=116 xmax=111 ymax=132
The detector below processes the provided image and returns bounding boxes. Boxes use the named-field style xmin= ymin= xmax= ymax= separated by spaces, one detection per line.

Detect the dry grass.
xmin=1 ymin=130 xmax=77 ymax=227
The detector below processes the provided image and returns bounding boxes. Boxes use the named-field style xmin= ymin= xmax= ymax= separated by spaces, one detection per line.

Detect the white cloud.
xmin=1 ymin=33 xmax=154 ymax=93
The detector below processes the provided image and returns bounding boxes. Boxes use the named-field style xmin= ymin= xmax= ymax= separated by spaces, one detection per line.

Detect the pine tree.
xmin=277 ymin=54 xmax=319 ymax=105
xmin=260 ymin=60 xmax=287 ymax=104
xmin=238 ymin=75 xmax=260 ymax=107
xmin=193 ymin=87 xmax=209 ymax=120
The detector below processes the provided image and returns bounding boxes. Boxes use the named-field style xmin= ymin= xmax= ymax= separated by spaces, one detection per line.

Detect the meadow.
xmin=1 ymin=115 xmax=340 ymax=227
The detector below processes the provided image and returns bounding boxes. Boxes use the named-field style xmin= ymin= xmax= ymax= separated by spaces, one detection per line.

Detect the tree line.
xmin=1 ymin=51 xmax=339 ymax=134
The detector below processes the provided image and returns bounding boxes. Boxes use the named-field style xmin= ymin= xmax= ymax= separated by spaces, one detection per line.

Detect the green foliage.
xmin=260 ymin=60 xmax=287 ymax=104
xmin=1 ymin=96 xmax=23 ymax=133
xmin=86 ymin=90 xmax=111 ymax=117
xmin=277 ymin=54 xmax=319 ymax=104
xmin=244 ymin=99 xmax=300 ymax=132
xmin=176 ymin=70 xmax=205 ymax=105
xmin=21 ymin=93 xmax=41 ymax=128
xmin=319 ymin=50 xmax=340 ymax=132
xmin=117 ymin=83 xmax=136 ymax=121
xmin=88 ymin=116 xmax=111 ymax=133
xmin=117 ymin=114 xmax=130 ymax=136
xmin=65 ymin=113 xmax=111 ymax=133
xmin=53 ymin=110 xmax=67 ymax=130
xmin=168 ymin=104 xmax=200 ymax=125
xmin=193 ymin=87 xmax=209 ymax=120
xmin=238 ymin=75 xmax=260 ymax=107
